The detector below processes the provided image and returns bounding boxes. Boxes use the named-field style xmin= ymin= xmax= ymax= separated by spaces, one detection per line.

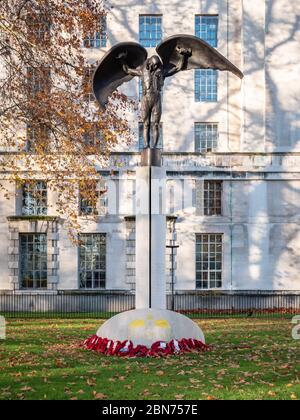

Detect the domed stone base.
xmin=83 ymin=309 xmax=207 ymax=357
xmin=97 ymin=308 xmax=205 ymax=346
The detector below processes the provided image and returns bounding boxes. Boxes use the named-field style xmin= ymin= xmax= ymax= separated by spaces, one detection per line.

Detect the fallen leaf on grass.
xmin=94 ymin=392 xmax=107 ymax=400
xmin=10 ymin=372 xmax=22 ymax=378
xmin=0 ymin=392 xmax=11 ymax=398
xmin=55 ymin=360 xmax=65 ymax=368
xmin=177 ymin=370 xmax=185 ymax=375
xmin=207 ymin=395 xmax=218 ymax=401
xmin=189 ymin=378 xmax=201 ymax=384
xmin=268 ymin=391 xmax=276 ymax=397
xmin=86 ymin=378 xmax=96 ymax=387
xmin=142 ymin=389 xmax=150 ymax=396
xmin=20 ymin=386 xmax=34 ymax=392
xmin=280 ymin=364 xmax=291 ymax=370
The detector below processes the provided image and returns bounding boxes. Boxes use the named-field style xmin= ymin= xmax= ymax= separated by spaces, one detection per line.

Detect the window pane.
xmin=79 ymin=181 xmax=98 ymax=216
xmin=196 ymin=234 xmax=223 ymax=289
xmin=139 ymin=15 xmax=162 ymax=47
xmin=84 ymin=16 xmax=107 ymax=48
xmin=194 ymin=16 xmax=218 ymax=102
xmin=195 ymin=123 xmax=218 ymax=152
xmin=195 ymin=16 xmax=218 ymax=47
xmin=82 ymin=66 xmax=96 ymax=103
xmin=20 ymin=234 xmax=47 ymax=289
xmin=27 ymin=66 xmax=51 ymax=97
xmin=26 ymin=122 xmax=50 ymax=152
xmin=203 ymin=181 xmax=222 ymax=216
xmin=195 ymin=69 xmax=218 ymax=102
xmin=79 ymin=180 xmax=108 ymax=216
xmin=79 ymin=234 xmax=106 ymax=289
xmin=22 ymin=181 xmax=47 ymax=216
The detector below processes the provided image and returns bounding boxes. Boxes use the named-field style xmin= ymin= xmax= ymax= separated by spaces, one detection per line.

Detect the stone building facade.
xmin=1 ymin=0 xmax=300 ymax=294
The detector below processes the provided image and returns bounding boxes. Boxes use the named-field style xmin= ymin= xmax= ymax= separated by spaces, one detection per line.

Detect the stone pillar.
xmin=135 ymin=150 xmax=166 ymax=310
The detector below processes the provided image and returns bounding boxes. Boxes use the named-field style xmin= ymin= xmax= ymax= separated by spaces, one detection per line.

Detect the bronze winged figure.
xmin=93 ymin=34 xmax=243 ymax=149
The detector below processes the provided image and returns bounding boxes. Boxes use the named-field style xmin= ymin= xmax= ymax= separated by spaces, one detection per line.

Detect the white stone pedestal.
xmin=96 ymin=308 xmax=205 ymax=348
xmin=87 ymin=152 xmax=206 ymax=355
xmin=135 ymin=165 xmax=166 ymax=310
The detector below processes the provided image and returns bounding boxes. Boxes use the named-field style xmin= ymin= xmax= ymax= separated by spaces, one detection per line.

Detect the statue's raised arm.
xmin=163 ymin=46 xmax=192 ymax=77
xmin=116 ymin=51 xmax=142 ymax=78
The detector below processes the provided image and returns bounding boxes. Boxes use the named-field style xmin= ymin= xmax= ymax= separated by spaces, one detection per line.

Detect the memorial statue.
xmin=93 ymin=34 xmax=243 ymax=148
xmin=84 ymin=35 xmax=244 ymax=358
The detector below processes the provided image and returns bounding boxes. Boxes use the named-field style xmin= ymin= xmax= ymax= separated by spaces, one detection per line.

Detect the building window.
xmin=79 ymin=180 xmax=108 ymax=216
xmin=195 ymin=15 xmax=218 ymax=47
xmin=195 ymin=123 xmax=218 ymax=152
xmin=195 ymin=69 xmax=218 ymax=102
xmin=195 ymin=15 xmax=218 ymax=102
xmin=79 ymin=181 xmax=98 ymax=216
xmin=26 ymin=14 xmax=51 ymax=43
xmin=138 ymin=122 xmax=163 ymax=150
xmin=83 ymin=66 xmax=96 ymax=103
xmin=27 ymin=66 xmax=51 ymax=97
xmin=26 ymin=123 xmax=50 ymax=152
xmin=138 ymin=79 xmax=143 ymax=101
xmin=139 ymin=15 xmax=162 ymax=48
xmin=83 ymin=16 xmax=107 ymax=48
xmin=196 ymin=234 xmax=222 ymax=289
xmin=204 ymin=180 xmax=222 ymax=216
xmin=82 ymin=125 xmax=103 ymax=147
xmin=20 ymin=233 xmax=47 ymax=289
xmin=79 ymin=233 xmax=106 ymax=289
xmin=22 ymin=181 xmax=47 ymax=216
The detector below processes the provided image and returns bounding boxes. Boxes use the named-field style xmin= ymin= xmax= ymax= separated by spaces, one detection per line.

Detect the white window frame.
xmin=195 ymin=122 xmax=219 ymax=152
xmin=139 ymin=15 xmax=162 ymax=48
xmin=196 ymin=233 xmax=223 ymax=290
xmin=83 ymin=16 xmax=107 ymax=48
xmin=19 ymin=233 xmax=48 ymax=289
xmin=22 ymin=181 xmax=48 ymax=216
xmin=78 ymin=233 xmax=107 ymax=289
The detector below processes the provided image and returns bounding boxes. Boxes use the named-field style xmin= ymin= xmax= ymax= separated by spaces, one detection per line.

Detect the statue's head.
xmin=146 ymin=55 xmax=162 ymax=72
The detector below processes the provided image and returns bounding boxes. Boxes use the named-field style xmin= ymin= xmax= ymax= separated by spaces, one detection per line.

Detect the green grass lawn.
xmin=0 ymin=318 xmax=299 ymax=400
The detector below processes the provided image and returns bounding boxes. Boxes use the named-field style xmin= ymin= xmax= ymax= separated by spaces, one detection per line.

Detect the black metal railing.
xmin=0 ymin=290 xmax=299 ymax=319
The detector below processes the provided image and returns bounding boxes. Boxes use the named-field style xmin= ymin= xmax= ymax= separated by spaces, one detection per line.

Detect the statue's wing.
xmin=156 ymin=34 xmax=243 ymax=79
xmin=93 ymin=42 xmax=148 ymax=109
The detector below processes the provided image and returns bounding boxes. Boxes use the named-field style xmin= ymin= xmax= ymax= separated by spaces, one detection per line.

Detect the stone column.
xmin=135 ymin=149 xmax=166 ymax=310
